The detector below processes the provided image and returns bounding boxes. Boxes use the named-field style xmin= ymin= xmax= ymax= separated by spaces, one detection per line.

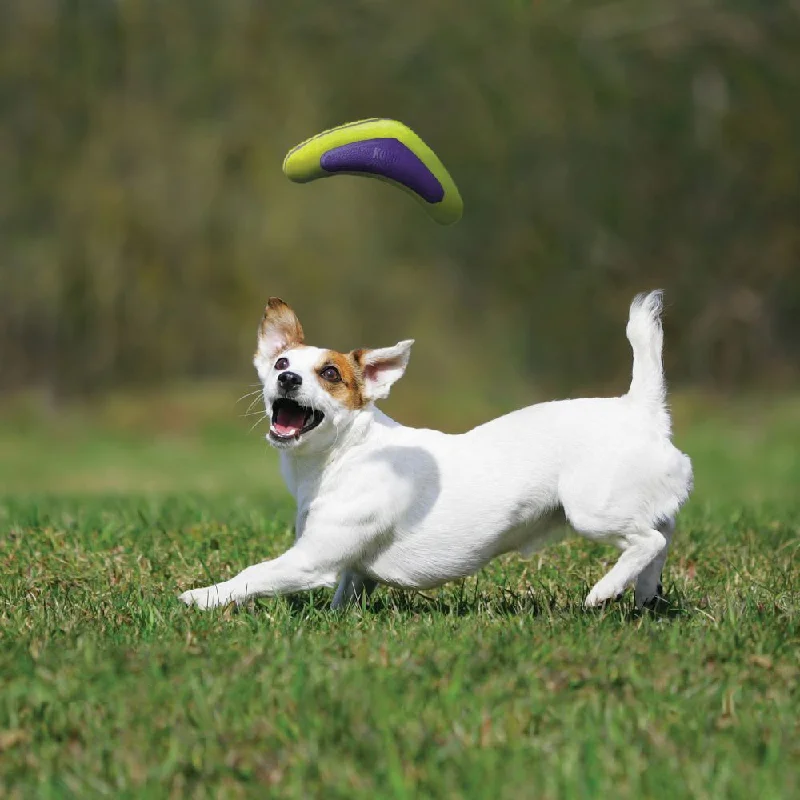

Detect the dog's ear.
xmin=257 ymin=298 xmax=305 ymax=360
xmin=353 ymin=340 xmax=414 ymax=401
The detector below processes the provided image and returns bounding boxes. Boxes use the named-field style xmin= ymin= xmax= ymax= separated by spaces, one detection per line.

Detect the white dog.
xmin=180 ymin=290 xmax=693 ymax=611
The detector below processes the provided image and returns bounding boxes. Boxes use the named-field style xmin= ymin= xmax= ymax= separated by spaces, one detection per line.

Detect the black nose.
xmin=277 ymin=371 xmax=302 ymax=390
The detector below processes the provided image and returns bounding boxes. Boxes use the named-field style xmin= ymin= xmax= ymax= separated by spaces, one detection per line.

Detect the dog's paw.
xmin=179 ymin=584 xmax=234 ymax=610
xmin=584 ymin=584 xmax=625 ymax=608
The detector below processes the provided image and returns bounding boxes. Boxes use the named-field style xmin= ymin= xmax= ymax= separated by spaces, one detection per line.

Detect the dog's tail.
xmin=626 ymin=290 xmax=670 ymax=434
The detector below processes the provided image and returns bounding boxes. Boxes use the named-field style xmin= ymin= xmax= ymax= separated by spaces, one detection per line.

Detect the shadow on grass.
xmin=588 ymin=588 xmax=693 ymax=622
xmin=262 ymin=582 xmax=695 ymax=622
xmin=251 ymin=585 xmax=549 ymax=619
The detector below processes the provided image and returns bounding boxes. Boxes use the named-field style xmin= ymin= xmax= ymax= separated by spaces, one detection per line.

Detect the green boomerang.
xmin=282 ymin=118 xmax=463 ymax=226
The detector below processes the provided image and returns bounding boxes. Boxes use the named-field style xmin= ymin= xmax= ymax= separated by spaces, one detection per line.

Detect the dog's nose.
xmin=277 ymin=371 xmax=302 ymax=391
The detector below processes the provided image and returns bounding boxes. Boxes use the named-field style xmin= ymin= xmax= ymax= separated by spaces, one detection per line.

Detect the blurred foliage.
xmin=1 ymin=0 xmax=799 ymax=399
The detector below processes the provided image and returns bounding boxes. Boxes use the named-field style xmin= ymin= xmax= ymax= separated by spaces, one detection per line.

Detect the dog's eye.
xmin=320 ymin=366 xmax=341 ymax=383
xmin=274 ymin=357 xmax=289 ymax=370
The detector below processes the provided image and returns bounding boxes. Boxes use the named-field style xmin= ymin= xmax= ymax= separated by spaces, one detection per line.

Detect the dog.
xmin=180 ymin=290 xmax=693 ymax=611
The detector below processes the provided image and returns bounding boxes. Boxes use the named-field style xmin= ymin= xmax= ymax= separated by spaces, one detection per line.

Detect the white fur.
xmin=180 ymin=290 xmax=693 ymax=611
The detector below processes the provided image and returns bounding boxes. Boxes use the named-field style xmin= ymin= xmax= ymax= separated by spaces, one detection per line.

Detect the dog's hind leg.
xmin=634 ymin=516 xmax=675 ymax=607
xmin=583 ymin=526 xmax=668 ymax=608
xmin=331 ymin=570 xmax=378 ymax=610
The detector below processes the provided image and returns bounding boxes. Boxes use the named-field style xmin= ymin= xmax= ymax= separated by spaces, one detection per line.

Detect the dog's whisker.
xmin=236 ymin=388 xmax=262 ymax=400
xmin=244 ymin=395 xmax=265 ymax=416
xmin=247 ymin=412 xmax=269 ymax=434
xmin=240 ymin=410 xmax=266 ymax=419
xmin=236 ymin=388 xmax=264 ymax=405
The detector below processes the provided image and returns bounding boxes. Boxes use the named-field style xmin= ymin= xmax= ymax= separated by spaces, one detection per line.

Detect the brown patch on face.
xmin=315 ymin=350 xmax=368 ymax=410
xmin=256 ymin=297 xmax=305 ymax=359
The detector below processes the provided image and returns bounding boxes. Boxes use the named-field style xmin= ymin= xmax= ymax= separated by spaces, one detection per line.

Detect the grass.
xmin=0 ymin=387 xmax=798 ymax=798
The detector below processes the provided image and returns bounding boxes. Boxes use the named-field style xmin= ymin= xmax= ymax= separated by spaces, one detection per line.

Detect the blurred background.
xmin=0 ymin=0 xmax=798 ymax=498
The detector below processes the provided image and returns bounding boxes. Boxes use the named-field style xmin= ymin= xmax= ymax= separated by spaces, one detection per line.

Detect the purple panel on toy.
xmin=319 ymin=138 xmax=444 ymax=204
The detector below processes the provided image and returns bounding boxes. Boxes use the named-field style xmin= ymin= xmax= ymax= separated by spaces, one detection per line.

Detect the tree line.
xmin=1 ymin=0 xmax=798 ymax=398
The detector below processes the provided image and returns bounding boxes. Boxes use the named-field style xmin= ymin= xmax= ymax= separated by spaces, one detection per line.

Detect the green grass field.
xmin=0 ymin=389 xmax=798 ymax=798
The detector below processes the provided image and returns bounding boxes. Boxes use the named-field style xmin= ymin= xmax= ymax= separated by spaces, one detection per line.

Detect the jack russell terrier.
xmin=180 ymin=290 xmax=693 ymax=611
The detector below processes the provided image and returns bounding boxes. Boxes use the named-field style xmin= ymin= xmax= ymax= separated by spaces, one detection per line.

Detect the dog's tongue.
xmin=273 ymin=405 xmax=307 ymax=436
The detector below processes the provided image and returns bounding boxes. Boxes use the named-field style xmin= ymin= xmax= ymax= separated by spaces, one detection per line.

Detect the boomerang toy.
xmin=282 ymin=118 xmax=463 ymax=225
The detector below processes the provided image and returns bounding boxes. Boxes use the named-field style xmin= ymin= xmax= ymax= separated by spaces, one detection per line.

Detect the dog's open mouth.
xmin=269 ymin=399 xmax=324 ymax=440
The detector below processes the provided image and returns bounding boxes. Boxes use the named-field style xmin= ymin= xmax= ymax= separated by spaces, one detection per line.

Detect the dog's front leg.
xmin=179 ymin=546 xmax=339 ymax=610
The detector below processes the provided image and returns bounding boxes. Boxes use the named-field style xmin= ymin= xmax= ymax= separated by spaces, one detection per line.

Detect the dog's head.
xmin=253 ymin=298 xmax=413 ymax=453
